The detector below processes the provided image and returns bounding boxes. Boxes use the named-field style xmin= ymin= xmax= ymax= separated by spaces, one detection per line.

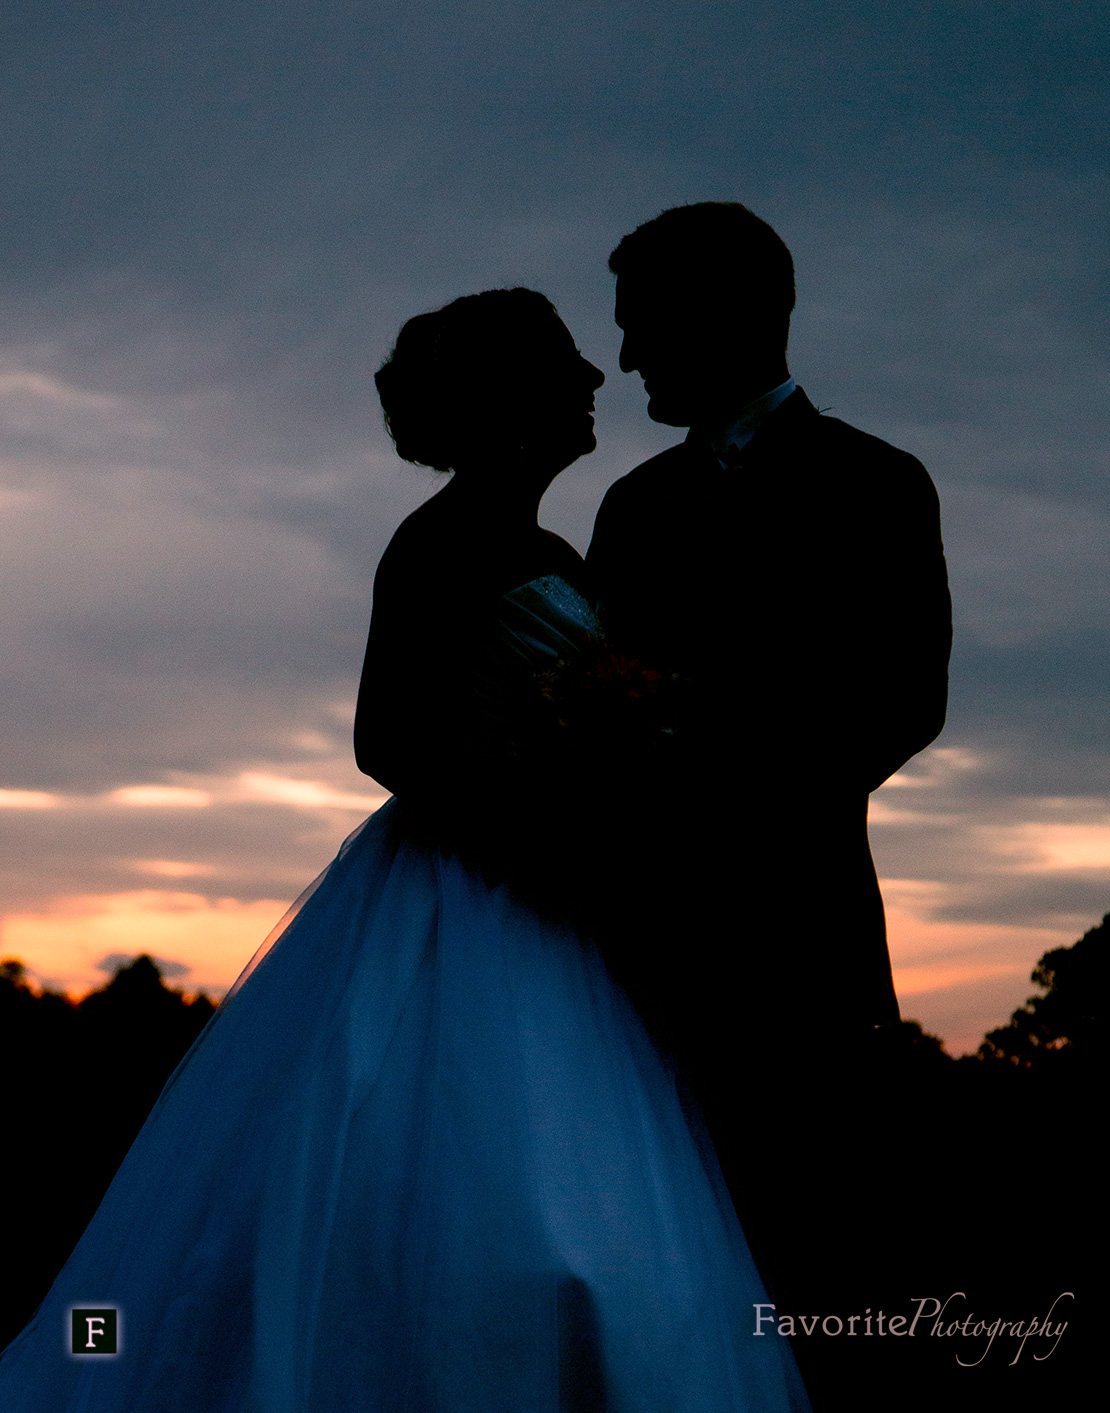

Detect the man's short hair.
xmin=609 ymin=202 xmax=796 ymax=342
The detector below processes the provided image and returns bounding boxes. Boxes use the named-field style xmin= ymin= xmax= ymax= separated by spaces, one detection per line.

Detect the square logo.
xmin=71 ymin=1308 xmax=118 ymax=1354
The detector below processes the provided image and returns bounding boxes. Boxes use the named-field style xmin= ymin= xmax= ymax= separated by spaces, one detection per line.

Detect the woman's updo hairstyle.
xmin=375 ymin=287 xmax=559 ymax=472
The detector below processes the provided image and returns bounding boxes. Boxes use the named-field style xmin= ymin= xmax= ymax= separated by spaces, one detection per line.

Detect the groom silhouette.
xmin=586 ymin=202 xmax=952 ymax=1311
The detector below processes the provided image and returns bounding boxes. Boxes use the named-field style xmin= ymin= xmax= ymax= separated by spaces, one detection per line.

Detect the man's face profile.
xmin=615 ymin=275 xmax=700 ymax=428
xmin=614 ymin=272 xmax=764 ymax=430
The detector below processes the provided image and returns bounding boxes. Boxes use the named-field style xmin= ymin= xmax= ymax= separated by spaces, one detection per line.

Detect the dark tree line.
xmin=0 ymin=955 xmax=214 ymax=1350
xmin=0 ymin=920 xmax=1103 ymax=1397
xmin=831 ymin=918 xmax=1104 ymax=1411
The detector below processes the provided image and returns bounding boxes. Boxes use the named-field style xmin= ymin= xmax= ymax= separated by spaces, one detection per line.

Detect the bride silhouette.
xmin=0 ymin=289 xmax=809 ymax=1411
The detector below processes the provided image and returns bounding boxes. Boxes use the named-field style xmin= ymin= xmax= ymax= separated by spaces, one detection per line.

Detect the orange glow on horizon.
xmin=881 ymin=885 xmax=1079 ymax=1055
xmin=1 ymin=890 xmax=290 ymax=1001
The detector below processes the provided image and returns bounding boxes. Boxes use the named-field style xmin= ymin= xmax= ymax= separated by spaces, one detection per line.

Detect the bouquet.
xmin=533 ymin=640 xmax=685 ymax=748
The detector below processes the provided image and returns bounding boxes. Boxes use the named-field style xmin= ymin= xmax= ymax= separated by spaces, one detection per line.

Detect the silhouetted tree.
xmin=874 ymin=1016 xmax=953 ymax=1068
xmin=79 ymin=954 xmax=213 ymax=1096
xmin=977 ymin=913 xmax=1106 ymax=1072
xmin=0 ymin=954 xmax=215 ymax=1350
xmin=0 ymin=957 xmax=78 ymax=1150
xmin=1 ymin=957 xmax=31 ymax=994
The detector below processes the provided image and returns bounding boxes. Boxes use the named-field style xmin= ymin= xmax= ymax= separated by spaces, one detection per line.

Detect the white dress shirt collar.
xmin=687 ymin=376 xmax=797 ymax=468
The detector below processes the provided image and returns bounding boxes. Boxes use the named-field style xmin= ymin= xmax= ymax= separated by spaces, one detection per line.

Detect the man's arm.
xmin=855 ymin=451 xmax=952 ymax=792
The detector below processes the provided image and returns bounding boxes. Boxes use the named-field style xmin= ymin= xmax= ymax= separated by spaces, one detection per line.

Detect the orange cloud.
xmin=129 ymin=859 xmax=218 ymax=878
xmin=881 ymin=882 xmax=1079 ymax=1055
xmin=109 ymin=785 xmax=213 ymax=808
xmin=0 ymin=788 xmax=61 ymax=809
xmin=1 ymin=890 xmax=288 ymax=1000
xmin=977 ymin=820 xmax=1110 ymax=871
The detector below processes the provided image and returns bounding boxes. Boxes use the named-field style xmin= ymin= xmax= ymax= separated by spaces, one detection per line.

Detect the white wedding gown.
xmin=0 ymin=576 xmax=809 ymax=1412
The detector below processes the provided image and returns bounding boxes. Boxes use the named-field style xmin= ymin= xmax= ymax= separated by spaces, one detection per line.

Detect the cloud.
xmin=111 ymin=786 xmax=213 ymax=809
xmin=0 ymin=748 xmax=391 ymax=945
xmin=4 ymin=771 xmax=387 ymax=817
xmin=870 ymin=742 xmax=1109 ymax=1048
xmin=95 ymin=950 xmax=192 ymax=981
xmin=4 ymin=891 xmax=289 ymax=1000
xmin=978 ymin=819 xmax=1110 ymax=872
xmin=130 ymin=859 xmax=217 ymax=879
xmin=0 ymin=369 xmax=130 ymax=415
xmin=0 ymin=789 xmax=60 ymax=810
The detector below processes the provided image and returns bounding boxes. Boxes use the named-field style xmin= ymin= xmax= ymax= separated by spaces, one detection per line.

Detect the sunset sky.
xmin=1 ymin=1 xmax=1106 ymax=1055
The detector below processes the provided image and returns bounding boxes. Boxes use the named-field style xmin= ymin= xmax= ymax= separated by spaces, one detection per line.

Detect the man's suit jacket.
xmin=586 ymin=387 xmax=952 ymax=1037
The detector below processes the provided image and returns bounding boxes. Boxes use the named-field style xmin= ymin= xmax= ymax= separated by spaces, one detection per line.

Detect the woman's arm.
xmin=353 ymin=535 xmax=476 ymax=798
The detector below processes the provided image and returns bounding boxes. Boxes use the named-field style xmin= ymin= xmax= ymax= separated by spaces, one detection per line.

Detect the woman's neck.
xmin=440 ymin=461 xmax=557 ymax=529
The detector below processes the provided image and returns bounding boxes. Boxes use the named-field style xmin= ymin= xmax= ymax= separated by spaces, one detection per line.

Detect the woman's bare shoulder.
xmin=374 ymin=494 xmax=470 ymax=594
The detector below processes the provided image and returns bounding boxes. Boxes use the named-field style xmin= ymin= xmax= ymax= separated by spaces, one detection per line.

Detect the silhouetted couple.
xmin=0 ymin=203 xmax=949 ymax=1412
xmin=356 ymin=201 xmax=949 ymax=1406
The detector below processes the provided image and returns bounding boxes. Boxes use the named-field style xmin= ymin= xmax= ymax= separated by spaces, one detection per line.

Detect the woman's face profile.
xmin=502 ymin=309 xmax=604 ymax=467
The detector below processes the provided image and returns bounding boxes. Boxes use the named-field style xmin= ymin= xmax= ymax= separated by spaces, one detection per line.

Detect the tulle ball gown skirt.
xmin=0 ymin=801 xmax=809 ymax=1411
